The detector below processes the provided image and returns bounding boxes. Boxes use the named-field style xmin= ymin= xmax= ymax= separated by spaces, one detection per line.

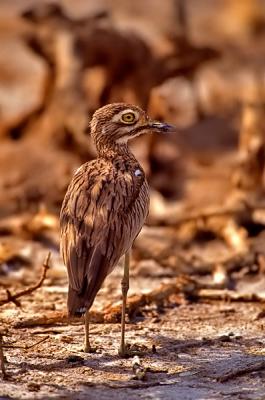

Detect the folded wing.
xmin=60 ymin=160 xmax=147 ymax=316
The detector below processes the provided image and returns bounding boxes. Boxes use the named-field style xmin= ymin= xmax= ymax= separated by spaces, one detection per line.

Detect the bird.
xmin=60 ymin=103 xmax=174 ymax=356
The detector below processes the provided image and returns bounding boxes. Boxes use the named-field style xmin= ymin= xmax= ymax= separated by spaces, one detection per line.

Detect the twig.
xmin=217 ymin=360 xmax=265 ymax=382
xmin=3 ymin=335 xmax=49 ymax=350
xmin=0 ymin=252 xmax=51 ymax=307
xmin=0 ymin=334 xmax=7 ymax=380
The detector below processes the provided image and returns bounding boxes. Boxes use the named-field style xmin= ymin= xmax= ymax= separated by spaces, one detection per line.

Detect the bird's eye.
xmin=121 ymin=112 xmax=136 ymax=124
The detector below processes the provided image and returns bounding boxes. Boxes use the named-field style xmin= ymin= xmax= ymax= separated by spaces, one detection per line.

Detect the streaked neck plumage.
xmin=95 ymin=138 xmax=135 ymax=162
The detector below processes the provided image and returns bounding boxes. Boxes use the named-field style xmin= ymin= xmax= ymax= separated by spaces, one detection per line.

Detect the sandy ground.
xmin=1 ymin=254 xmax=265 ymax=400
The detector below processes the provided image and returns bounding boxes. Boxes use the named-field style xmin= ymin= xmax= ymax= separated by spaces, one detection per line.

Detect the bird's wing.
xmin=60 ymin=160 xmax=146 ymax=309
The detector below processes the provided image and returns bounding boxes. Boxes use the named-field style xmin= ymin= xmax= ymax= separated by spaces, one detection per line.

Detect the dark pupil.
xmin=125 ymin=114 xmax=133 ymax=121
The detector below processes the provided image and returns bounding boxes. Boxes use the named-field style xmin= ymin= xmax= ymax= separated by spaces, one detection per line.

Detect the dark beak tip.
xmin=151 ymin=122 xmax=176 ymax=134
xmin=161 ymin=123 xmax=176 ymax=133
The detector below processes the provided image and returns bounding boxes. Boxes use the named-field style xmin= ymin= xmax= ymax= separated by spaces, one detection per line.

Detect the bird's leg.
xmin=119 ymin=251 xmax=130 ymax=357
xmin=84 ymin=310 xmax=92 ymax=353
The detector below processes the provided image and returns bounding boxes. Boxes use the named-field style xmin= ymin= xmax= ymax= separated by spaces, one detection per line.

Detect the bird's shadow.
xmin=8 ymin=351 xmax=131 ymax=376
xmin=5 ymin=333 xmax=265 ymax=400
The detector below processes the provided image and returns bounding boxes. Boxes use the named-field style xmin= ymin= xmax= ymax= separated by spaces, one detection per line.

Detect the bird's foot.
xmin=119 ymin=342 xmax=149 ymax=358
xmin=83 ymin=343 xmax=97 ymax=353
xmin=118 ymin=342 xmax=130 ymax=358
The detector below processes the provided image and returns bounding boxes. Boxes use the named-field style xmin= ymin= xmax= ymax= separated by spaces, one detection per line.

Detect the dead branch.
xmin=197 ymin=288 xmax=265 ymax=303
xmin=103 ymin=276 xmax=196 ymax=322
xmin=14 ymin=311 xmax=69 ymax=328
xmin=0 ymin=252 xmax=51 ymax=307
xmin=233 ymin=82 xmax=265 ymax=191
xmin=11 ymin=273 xmax=265 ymax=330
xmin=13 ymin=273 xmax=265 ymax=330
xmin=217 ymin=360 xmax=265 ymax=382
xmin=153 ymin=197 xmax=265 ymax=227
xmin=172 ymin=206 xmax=240 ymax=226
xmin=176 ymin=247 xmax=257 ymax=276
xmin=14 ymin=310 xmax=105 ymax=328
xmin=14 ymin=276 xmax=196 ymax=328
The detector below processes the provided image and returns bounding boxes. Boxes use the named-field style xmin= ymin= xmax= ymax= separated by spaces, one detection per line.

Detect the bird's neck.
xmin=96 ymin=141 xmax=135 ymax=161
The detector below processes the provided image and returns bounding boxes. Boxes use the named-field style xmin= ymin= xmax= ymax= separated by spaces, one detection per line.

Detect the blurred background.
xmin=1 ymin=0 xmax=265 ymax=319
xmin=0 ymin=0 xmax=265 ymax=215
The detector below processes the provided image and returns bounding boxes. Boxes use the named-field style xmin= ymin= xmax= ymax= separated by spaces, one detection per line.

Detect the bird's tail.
xmin=67 ymin=286 xmax=93 ymax=317
xmin=67 ymin=248 xmax=111 ymax=317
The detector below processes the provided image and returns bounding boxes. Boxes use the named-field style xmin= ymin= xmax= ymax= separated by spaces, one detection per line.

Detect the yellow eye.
xmin=121 ymin=112 xmax=136 ymax=124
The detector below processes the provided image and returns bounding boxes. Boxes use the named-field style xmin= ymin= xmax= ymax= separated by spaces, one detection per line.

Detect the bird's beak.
xmin=149 ymin=121 xmax=176 ymax=134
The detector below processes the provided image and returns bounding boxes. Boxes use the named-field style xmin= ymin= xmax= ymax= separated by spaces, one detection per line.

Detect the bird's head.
xmin=90 ymin=103 xmax=175 ymax=152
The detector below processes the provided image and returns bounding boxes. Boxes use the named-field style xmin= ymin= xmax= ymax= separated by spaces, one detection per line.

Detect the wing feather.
xmin=60 ymin=159 xmax=148 ymax=315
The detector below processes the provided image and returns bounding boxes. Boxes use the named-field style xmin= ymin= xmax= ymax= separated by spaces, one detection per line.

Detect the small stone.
xmin=60 ymin=336 xmax=74 ymax=343
xmin=27 ymin=382 xmax=41 ymax=392
xmin=218 ymin=335 xmax=232 ymax=342
xmin=178 ymin=353 xmax=192 ymax=359
xmin=66 ymin=355 xmax=84 ymax=363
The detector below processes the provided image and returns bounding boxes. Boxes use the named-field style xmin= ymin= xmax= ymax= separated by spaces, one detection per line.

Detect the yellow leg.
xmin=84 ymin=310 xmax=92 ymax=353
xmin=119 ymin=251 xmax=130 ymax=357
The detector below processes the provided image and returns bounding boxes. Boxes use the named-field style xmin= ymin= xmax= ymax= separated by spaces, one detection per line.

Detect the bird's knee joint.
xmin=121 ymin=279 xmax=129 ymax=295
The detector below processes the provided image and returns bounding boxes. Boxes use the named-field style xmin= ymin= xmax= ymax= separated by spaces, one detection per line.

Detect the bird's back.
xmin=60 ymin=155 xmax=149 ymax=316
